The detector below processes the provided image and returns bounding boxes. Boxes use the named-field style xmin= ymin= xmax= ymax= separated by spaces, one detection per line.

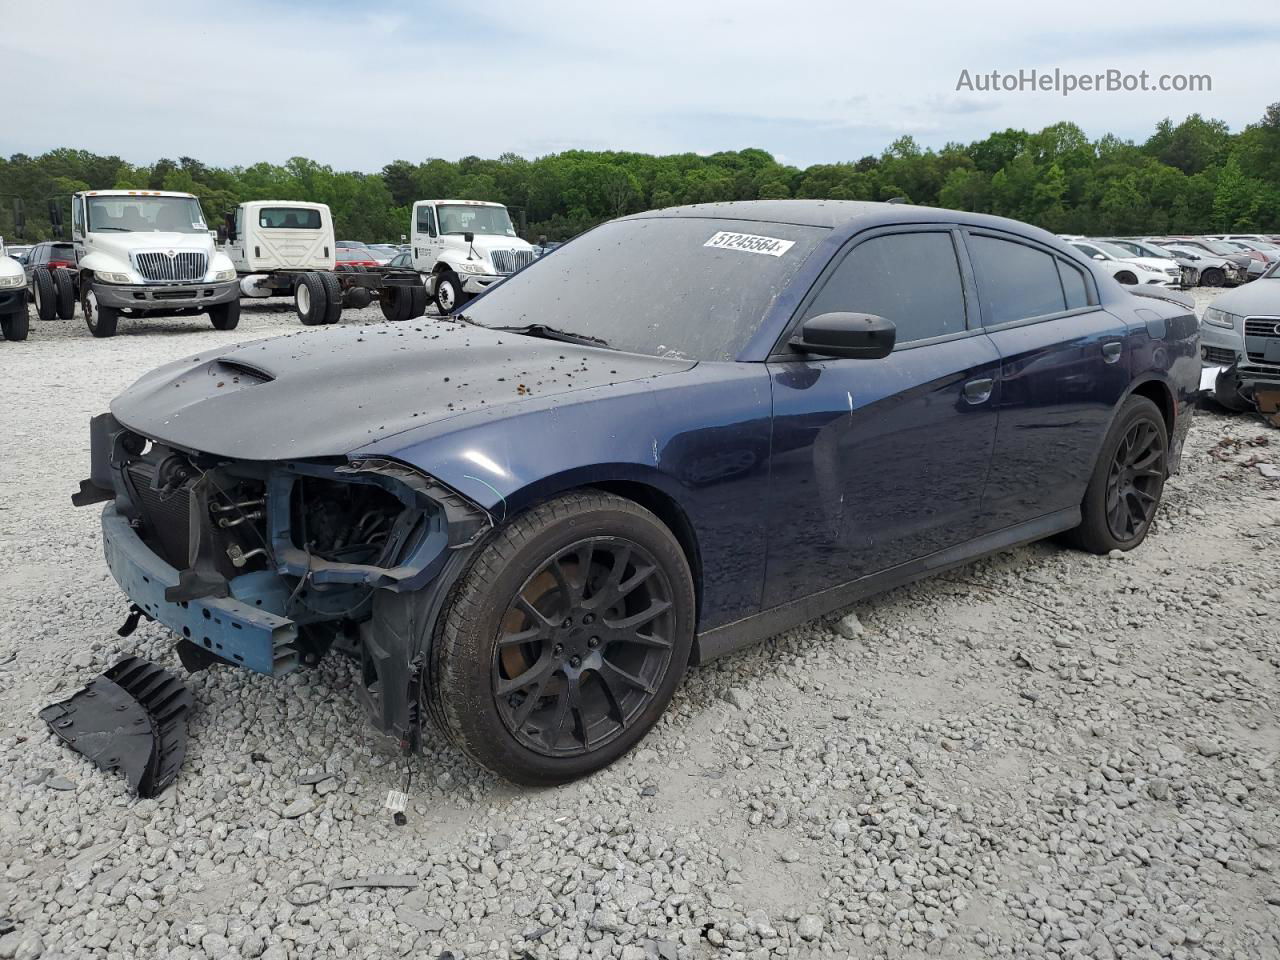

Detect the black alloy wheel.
xmin=1105 ymin=418 xmax=1166 ymax=542
xmin=492 ymin=536 xmax=676 ymax=758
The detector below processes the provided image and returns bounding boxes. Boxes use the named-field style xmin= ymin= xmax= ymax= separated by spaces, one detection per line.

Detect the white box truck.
xmin=410 ymin=199 xmax=536 ymax=312
xmin=220 ymin=200 xmax=427 ymax=325
xmin=69 ymin=190 xmax=240 ymax=337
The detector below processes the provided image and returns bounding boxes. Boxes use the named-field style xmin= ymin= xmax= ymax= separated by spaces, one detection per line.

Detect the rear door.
xmin=965 ymin=230 xmax=1133 ymax=531
xmin=762 ymin=226 xmax=1001 ymax=607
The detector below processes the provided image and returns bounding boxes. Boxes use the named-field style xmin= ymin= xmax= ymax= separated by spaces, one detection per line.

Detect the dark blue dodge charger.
xmin=75 ymin=201 xmax=1200 ymax=783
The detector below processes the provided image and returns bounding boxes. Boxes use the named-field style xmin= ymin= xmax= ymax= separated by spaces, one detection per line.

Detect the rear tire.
xmin=407 ymin=284 xmax=428 ymax=319
xmin=1 ymin=301 xmax=30 ymax=341
xmin=426 ymin=491 xmax=695 ymax=785
xmin=295 ymin=273 xmax=327 ymax=325
xmin=33 ymin=268 xmax=56 ymax=321
xmin=1064 ymin=396 xmax=1168 ymax=554
xmin=378 ymin=285 xmax=412 ymax=322
xmin=53 ymin=268 xmax=76 ymax=319
xmin=209 ymin=298 xmax=241 ymax=331
xmin=318 ymin=272 xmax=342 ymax=324
xmin=82 ymin=285 xmax=118 ymax=338
xmin=1115 ymin=271 xmax=1137 ymax=285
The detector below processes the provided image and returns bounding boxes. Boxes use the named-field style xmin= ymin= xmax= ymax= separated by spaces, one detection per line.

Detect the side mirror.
xmin=463 ymin=231 xmax=475 ymax=244
xmin=790 ymin=312 xmax=896 ymax=360
xmin=1093 ymin=254 xmax=1106 ymax=261
xmin=222 ymin=213 xmax=236 ymax=242
xmin=538 ymin=234 xmax=547 ymax=245
xmin=48 ymin=199 xmax=64 ymax=240
xmin=216 ymin=224 xmax=228 ymax=243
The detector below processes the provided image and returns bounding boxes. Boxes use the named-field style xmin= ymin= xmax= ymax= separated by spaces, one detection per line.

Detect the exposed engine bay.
xmin=73 ymin=413 xmax=490 ymax=746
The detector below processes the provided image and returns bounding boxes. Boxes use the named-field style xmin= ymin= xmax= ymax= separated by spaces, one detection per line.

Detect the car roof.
xmin=621 ymin=199 xmax=1065 ymax=242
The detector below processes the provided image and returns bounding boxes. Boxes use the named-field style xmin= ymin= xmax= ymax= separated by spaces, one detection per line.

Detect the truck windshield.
xmin=87 ymin=196 xmax=208 ymax=234
xmin=459 ymin=216 xmax=827 ymax=361
xmin=437 ymin=205 xmax=516 ymax=237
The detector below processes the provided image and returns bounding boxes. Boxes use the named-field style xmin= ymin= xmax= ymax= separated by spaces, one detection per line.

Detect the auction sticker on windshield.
xmin=704 ymin=231 xmax=796 ymax=257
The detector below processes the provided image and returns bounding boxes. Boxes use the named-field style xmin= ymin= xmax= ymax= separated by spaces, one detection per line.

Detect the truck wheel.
xmin=1064 ymin=396 xmax=1167 ymax=554
xmin=378 ymin=286 xmax=412 ymax=322
xmin=33 ymin=267 xmax=57 ymax=321
xmin=82 ymin=286 xmax=119 ymax=338
xmin=343 ymin=287 xmax=372 ymax=309
xmin=434 ymin=271 xmax=465 ymax=313
xmin=53 ymin=268 xmax=76 ymax=319
xmin=295 ymin=273 xmax=328 ymax=325
xmin=1 ymin=301 xmax=30 ymax=341
xmin=209 ymin=298 xmax=241 ymax=331
xmin=408 ymin=284 xmax=428 ymax=319
xmin=318 ymin=272 xmax=342 ymax=324
xmin=424 ymin=491 xmax=695 ymax=785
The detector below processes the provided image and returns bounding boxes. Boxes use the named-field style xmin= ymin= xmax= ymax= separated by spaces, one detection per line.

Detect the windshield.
xmin=1201 ymin=240 xmax=1241 ymax=256
xmin=460 ymin=216 xmax=826 ymax=361
xmin=87 ymin=195 xmax=207 ymax=234
xmin=437 ymin=204 xmax=516 ymax=237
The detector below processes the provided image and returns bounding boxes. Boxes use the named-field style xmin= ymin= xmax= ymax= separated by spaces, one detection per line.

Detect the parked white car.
xmin=1067 ymin=239 xmax=1179 ymax=286
xmin=410 ymin=199 xmax=536 ymax=312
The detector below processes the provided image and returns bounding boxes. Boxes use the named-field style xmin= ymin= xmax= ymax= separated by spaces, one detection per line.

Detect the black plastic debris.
xmin=39 ymin=656 xmax=192 ymax=798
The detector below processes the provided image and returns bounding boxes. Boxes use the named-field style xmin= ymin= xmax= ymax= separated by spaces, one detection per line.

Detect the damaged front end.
xmin=73 ymin=413 xmax=490 ymax=746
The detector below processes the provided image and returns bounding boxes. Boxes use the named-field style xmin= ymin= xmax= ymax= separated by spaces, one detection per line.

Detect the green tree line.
xmin=2 ymin=105 xmax=1278 ymax=245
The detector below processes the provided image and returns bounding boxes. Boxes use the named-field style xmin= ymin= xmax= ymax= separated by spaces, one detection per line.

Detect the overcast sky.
xmin=3 ymin=1 xmax=1277 ymax=171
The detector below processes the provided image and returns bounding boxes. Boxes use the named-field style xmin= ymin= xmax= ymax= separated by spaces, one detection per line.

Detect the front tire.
xmin=427 ymin=491 xmax=695 ymax=785
xmin=1115 ymin=271 xmax=1137 ymax=285
xmin=1201 ymin=267 xmax=1224 ymax=288
xmin=1 ymin=301 xmax=29 ymax=341
xmin=433 ymin=271 xmax=465 ymax=314
xmin=82 ymin=285 xmax=119 ymax=338
xmin=1065 ymin=396 xmax=1168 ymax=554
xmin=53 ymin=268 xmax=76 ymax=319
xmin=209 ymin=298 xmax=241 ymax=331
xmin=33 ymin=268 xmax=56 ymax=321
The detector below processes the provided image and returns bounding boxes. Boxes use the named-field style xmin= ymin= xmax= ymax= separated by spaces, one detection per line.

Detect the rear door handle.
xmin=962 ymin=377 xmax=994 ymax=404
xmin=1102 ymin=341 xmax=1123 ymax=363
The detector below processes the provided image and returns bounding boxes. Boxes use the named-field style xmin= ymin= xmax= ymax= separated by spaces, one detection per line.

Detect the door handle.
xmin=962 ymin=377 xmax=994 ymax=404
xmin=1102 ymin=341 xmax=1123 ymax=363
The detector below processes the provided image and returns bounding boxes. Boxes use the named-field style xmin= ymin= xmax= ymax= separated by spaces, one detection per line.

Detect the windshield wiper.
xmin=494 ymin=324 xmax=613 ymax=349
xmin=92 ymin=226 xmax=131 ymax=232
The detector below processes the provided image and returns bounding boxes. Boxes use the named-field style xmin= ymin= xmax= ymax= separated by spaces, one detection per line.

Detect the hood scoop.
xmin=215 ymin=358 xmax=275 ymax=384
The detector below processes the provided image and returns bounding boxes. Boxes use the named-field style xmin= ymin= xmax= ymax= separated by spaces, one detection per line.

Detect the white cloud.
xmin=0 ymin=0 xmax=1273 ymax=169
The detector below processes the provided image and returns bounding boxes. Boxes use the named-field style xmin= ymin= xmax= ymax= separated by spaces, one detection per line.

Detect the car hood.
xmin=111 ymin=320 xmax=696 ymax=461
xmin=1210 ymin=279 xmax=1280 ymax=317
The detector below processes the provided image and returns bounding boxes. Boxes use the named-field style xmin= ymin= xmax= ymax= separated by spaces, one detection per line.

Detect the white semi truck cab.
xmin=411 ymin=199 xmax=535 ymax=312
xmin=72 ymin=190 xmax=239 ymax=337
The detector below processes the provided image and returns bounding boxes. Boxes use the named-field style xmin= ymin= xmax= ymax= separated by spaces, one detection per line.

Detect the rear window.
xmin=259 ymin=207 xmax=322 ymax=229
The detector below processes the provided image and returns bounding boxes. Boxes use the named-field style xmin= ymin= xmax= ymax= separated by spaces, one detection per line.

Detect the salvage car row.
xmin=1059 ymin=233 xmax=1280 ymax=288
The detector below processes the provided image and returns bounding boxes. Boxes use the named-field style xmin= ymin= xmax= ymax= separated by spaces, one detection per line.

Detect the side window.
xmin=416 ymin=206 xmax=436 ymax=237
xmin=804 ymin=232 xmax=967 ymax=345
xmin=71 ymin=198 xmax=84 ymax=238
xmin=234 ymin=208 xmax=243 ymax=239
xmin=1057 ymin=259 xmax=1089 ymax=309
xmin=968 ymin=234 xmax=1067 ymax=325
xmin=1073 ymin=242 xmax=1102 ymax=259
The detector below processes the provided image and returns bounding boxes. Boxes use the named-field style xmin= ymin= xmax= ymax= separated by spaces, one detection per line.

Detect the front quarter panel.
xmin=355 ymin=363 xmax=775 ymax=631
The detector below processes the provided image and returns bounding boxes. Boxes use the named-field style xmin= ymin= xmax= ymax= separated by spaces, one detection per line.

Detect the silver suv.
xmin=1200 ymin=259 xmax=1280 ymax=409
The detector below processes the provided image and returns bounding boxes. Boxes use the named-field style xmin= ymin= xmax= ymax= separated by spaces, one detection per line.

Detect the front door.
xmin=763 ymin=227 xmax=1001 ymax=609
xmin=412 ymin=203 xmax=443 ymax=272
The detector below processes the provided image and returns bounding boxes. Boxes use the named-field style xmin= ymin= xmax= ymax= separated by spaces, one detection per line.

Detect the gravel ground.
xmin=0 ymin=290 xmax=1278 ymax=960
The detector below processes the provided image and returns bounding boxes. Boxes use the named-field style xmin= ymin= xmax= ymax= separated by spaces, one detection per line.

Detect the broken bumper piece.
xmin=40 ymin=656 xmax=193 ymax=797
xmin=102 ymin=504 xmax=300 ymax=676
